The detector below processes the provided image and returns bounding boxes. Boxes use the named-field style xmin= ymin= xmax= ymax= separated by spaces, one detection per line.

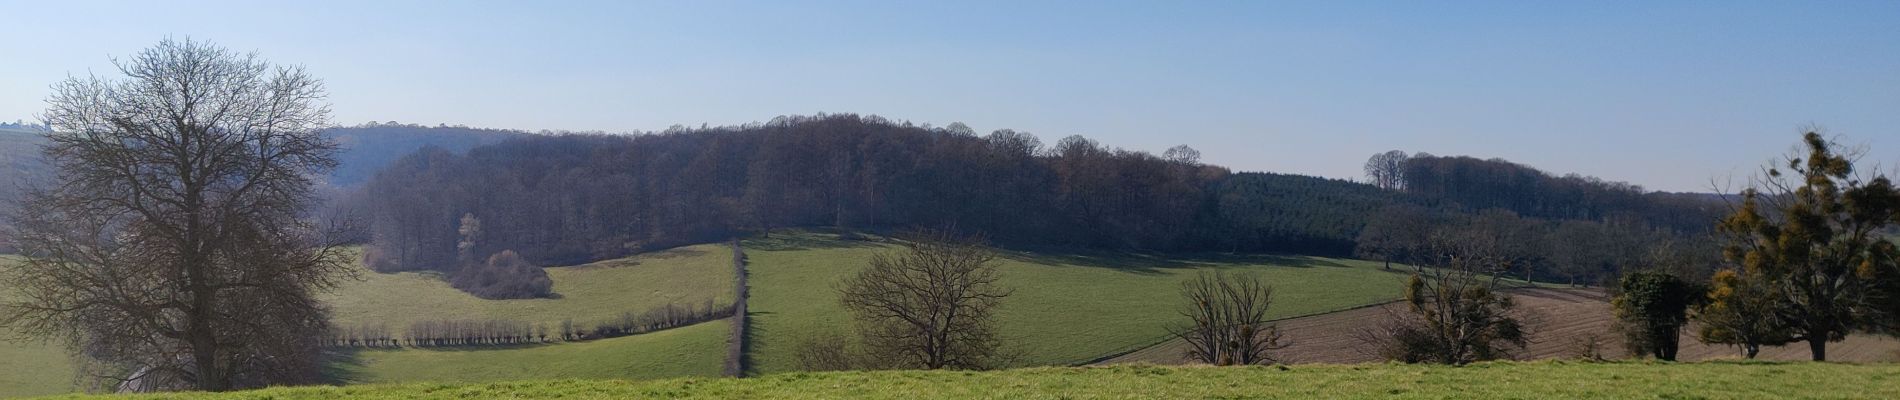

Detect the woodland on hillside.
xmin=354 ymin=113 xmax=1727 ymax=292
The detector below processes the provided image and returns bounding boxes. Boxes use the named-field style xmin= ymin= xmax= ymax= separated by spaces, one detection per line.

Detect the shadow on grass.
xmin=319 ymin=348 xmax=367 ymax=385
xmin=739 ymin=310 xmax=767 ymax=377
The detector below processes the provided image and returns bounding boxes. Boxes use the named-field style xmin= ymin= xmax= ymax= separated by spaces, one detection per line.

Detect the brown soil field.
xmin=1099 ymin=287 xmax=1900 ymax=365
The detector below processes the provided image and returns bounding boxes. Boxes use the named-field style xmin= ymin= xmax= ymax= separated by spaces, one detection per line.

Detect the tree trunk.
xmin=1744 ymin=343 xmax=1760 ymax=359
xmin=1807 ymin=336 xmax=1827 ymax=361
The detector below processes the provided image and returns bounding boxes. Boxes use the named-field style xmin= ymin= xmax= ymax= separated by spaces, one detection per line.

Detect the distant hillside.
xmin=0 ymin=123 xmax=523 ymax=252
xmin=358 ymin=113 xmax=1726 ymax=286
xmin=320 ymin=123 xmax=526 ymax=186
xmin=0 ymin=123 xmax=526 ymax=190
xmin=0 ymin=127 xmax=49 ymax=198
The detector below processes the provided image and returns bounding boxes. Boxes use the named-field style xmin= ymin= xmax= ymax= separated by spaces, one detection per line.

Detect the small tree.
xmin=1611 ymin=270 xmax=1702 ymax=360
xmin=1356 ymin=205 xmax=1433 ymax=271
xmin=1694 ymin=269 xmax=1795 ymax=358
xmin=1367 ymin=214 xmax=1529 ymax=365
xmin=1168 ymin=271 xmax=1284 ymax=365
xmin=836 ymin=229 xmax=1011 ymax=370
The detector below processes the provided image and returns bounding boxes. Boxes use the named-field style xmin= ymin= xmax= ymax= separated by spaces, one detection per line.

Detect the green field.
xmin=36 ymin=362 xmax=1900 ymax=399
xmin=325 ymin=244 xmax=736 ymax=328
xmin=745 ymin=231 xmax=1411 ymax=373
xmin=7 ymin=231 xmax=1422 ymax=397
xmin=0 ymin=255 xmax=82 ymax=398
xmin=331 ymin=319 xmax=730 ymax=385
xmin=0 ymin=246 xmax=735 ymax=398
xmin=0 ymin=328 xmax=77 ymax=398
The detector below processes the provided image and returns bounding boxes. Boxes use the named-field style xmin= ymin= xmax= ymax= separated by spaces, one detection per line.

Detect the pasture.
xmin=743 ymin=230 xmax=1414 ymax=373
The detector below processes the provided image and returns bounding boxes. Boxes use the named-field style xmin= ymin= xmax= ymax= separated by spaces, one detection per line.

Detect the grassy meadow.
xmin=325 ymin=244 xmax=735 ymax=328
xmin=744 ymin=231 xmax=1413 ymax=373
xmin=331 ymin=319 xmax=730 ymax=385
xmin=5 ymin=231 xmax=1502 ymax=397
xmin=36 ymin=362 xmax=1900 ymax=399
xmin=0 ymin=255 xmax=82 ymax=398
xmin=0 ymin=246 xmax=736 ymax=397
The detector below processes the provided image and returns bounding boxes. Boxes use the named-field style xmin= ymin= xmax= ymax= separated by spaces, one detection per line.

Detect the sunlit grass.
xmin=44 ymin=361 xmax=1900 ymax=399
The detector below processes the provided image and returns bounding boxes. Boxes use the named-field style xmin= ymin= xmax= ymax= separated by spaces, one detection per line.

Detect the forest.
xmin=354 ymin=113 xmax=1728 ymax=295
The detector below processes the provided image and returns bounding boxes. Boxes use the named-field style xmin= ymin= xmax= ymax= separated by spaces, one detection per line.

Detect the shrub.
xmin=450 ymin=250 xmax=554 ymax=299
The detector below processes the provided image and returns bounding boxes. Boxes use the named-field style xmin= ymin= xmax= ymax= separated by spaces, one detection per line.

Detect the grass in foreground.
xmin=41 ymin=362 xmax=1900 ymax=399
xmin=745 ymin=231 xmax=1412 ymax=373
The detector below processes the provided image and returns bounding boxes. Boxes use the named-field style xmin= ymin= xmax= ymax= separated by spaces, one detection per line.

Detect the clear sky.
xmin=2 ymin=1 xmax=1896 ymax=192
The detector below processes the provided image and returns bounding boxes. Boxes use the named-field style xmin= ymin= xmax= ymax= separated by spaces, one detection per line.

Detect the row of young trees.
xmin=327 ymin=300 xmax=733 ymax=349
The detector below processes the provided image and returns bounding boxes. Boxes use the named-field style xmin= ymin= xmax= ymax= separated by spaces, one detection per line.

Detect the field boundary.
xmin=723 ymin=239 xmax=750 ymax=377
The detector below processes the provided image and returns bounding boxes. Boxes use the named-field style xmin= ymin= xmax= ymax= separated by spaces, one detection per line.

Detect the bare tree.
xmin=1364 ymin=215 xmax=1529 ymax=364
xmin=0 ymin=38 xmax=350 ymax=392
xmin=1356 ymin=204 xmax=1433 ymax=270
xmin=1364 ymin=150 xmax=1410 ymax=190
xmin=1168 ymin=271 xmax=1284 ymax=365
xmin=1162 ymin=145 xmax=1201 ymax=164
xmin=836 ymin=229 xmax=1011 ymax=370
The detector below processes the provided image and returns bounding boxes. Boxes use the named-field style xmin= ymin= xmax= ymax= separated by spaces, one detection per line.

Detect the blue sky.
xmin=2 ymin=0 xmax=1896 ymax=192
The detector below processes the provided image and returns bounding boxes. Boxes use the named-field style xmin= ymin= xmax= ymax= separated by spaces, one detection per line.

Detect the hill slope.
xmin=325 ymin=244 xmax=735 ymax=329
xmin=39 ymin=362 xmax=1900 ymax=399
xmin=744 ymin=231 xmax=1413 ymax=373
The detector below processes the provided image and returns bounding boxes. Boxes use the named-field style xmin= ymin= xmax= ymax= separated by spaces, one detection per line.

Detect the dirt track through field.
xmin=1100 ymin=287 xmax=1900 ymax=365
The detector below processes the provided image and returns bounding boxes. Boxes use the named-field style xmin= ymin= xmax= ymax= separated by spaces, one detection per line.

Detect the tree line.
xmin=327 ymin=299 xmax=732 ymax=349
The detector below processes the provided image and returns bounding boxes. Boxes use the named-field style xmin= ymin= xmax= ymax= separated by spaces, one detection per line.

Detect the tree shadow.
xmin=738 ymin=310 xmax=767 ymax=377
xmin=318 ymin=347 xmax=367 ymax=385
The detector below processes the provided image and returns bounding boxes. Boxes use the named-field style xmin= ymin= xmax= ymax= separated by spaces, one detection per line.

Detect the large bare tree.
xmin=837 ymin=229 xmax=1011 ymax=370
xmin=0 ymin=38 xmax=350 ymax=392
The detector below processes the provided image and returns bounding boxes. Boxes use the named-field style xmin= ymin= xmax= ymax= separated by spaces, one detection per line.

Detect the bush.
xmin=450 ymin=250 xmax=554 ymax=299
